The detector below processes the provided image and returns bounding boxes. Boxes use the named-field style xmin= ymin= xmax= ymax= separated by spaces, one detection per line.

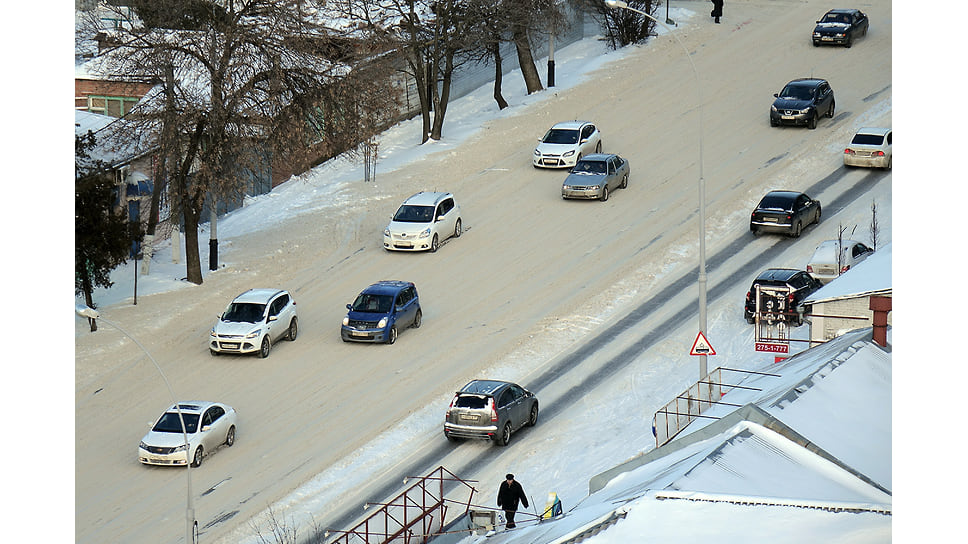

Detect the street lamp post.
xmin=604 ymin=0 xmax=708 ymax=381
xmin=75 ymin=305 xmax=198 ymax=543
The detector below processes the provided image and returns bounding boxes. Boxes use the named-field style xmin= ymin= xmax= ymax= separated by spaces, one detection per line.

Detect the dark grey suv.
xmin=744 ymin=268 xmax=822 ymax=325
xmin=443 ymin=380 xmax=538 ymax=446
xmin=770 ymin=78 xmax=835 ymax=129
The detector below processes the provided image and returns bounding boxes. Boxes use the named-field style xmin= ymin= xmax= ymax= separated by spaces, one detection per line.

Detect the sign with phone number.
xmin=755 ymin=342 xmax=789 ymax=353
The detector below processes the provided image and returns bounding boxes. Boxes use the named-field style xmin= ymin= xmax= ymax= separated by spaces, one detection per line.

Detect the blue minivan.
xmin=341 ymin=281 xmax=422 ymax=344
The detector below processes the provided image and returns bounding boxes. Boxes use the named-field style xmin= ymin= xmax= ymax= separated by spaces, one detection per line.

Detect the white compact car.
xmin=532 ymin=120 xmax=602 ymax=168
xmin=384 ymin=192 xmax=462 ymax=252
xmin=210 ymin=289 xmax=297 ymax=358
xmin=138 ymin=401 xmax=237 ymax=467
xmin=843 ymin=127 xmax=892 ymax=169
xmin=806 ymin=239 xmax=874 ymax=283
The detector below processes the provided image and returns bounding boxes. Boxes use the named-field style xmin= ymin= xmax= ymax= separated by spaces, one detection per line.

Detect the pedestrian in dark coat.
xmin=711 ymin=0 xmax=724 ymax=24
xmin=497 ymin=474 xmax=529 ymax=529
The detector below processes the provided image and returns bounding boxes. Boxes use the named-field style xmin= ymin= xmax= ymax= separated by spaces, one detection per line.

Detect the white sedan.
xmin=138 ymin=401 xmax=237 ymax=467
xmin=533 ymin=120 xmax=602 ymax=168
xmin=843 ymin=127 xmax=891 ymax=169
xmin=806 ymin=239 xmax=874 ymax=283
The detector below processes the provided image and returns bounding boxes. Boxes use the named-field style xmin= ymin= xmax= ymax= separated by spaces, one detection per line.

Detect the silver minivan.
xmin=383 ymin=192 xmax=462 ymax=252
xmin=443 ymin=380 xmax=538 ymax=446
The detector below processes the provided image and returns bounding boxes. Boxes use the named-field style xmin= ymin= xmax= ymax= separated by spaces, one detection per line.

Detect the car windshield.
xmin=152 ymin=412 xmax=200 ymax=434
xmin=352 ymin=293 xmax=393 ymax=313
xmin=757 ymin=194 xmax=795 ymax=211
xmin=393 ymin=204 xmax=434 ymax=223
xmin=572 ymin=160 xmax=606 ymax=174
xmin=222 ymin=302 xmax=266 ymax=323
xmin=542 ymin=128 xmax=580 ymax=144
xmin=779 ymin=85 xmax=814 ymax=100
xmin=851 ymin=133 xmax=885 ymax=145
xmin=821 ymin=13 xmax=849 ymax=24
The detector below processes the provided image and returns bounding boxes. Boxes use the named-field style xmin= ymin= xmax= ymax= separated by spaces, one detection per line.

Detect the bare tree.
xmin=870 ymin=200 xmax=879 ymax=251
xmin=81 ymin=0 xmax=378 ymax=284
xmin=587 ymin=0 xmax=657 ymax=49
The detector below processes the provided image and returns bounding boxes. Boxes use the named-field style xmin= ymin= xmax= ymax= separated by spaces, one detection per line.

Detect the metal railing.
xmin=326 ymin=466 xmax=477 ymax=544
xmin=652 ymin=367 xmax=780 ymax=447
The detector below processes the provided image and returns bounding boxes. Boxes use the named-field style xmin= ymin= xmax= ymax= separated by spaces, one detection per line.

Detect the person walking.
xmin=497 ymin=474 xmax=529 ymax=529
xmin=711 ymin=0 xmax=724 ymax=24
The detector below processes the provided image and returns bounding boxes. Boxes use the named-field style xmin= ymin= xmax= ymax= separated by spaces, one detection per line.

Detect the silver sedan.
xmin=138 ymin=401 xmax=237 ymax=467
xmin=561 ymin=154 xmax=630 ymax=202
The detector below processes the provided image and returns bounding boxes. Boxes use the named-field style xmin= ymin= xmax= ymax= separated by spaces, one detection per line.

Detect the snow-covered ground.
xmin=46 ymin=0 xmax=964 ymax=542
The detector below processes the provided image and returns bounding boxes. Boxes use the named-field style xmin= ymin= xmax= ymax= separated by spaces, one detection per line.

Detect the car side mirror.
xmin=580 ymin=138 xmax=588 ymax=144
xmin=201 ymin=425 xmax=211 ymax=433
xmin=268 ymin=315 xmax=277 ymax=322
xmin=773 ymin=93 xmax=779 ymax=98
xmin=346 ymin=303 xmax=352 ymax=310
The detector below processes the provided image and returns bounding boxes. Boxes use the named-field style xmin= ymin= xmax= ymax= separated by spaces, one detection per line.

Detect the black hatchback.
xmin=744 ymin=268 xmax=823 ymax=325
xmin=812 ymin=9 xmax=869 ymax=48
xmin=770 ymin=78 xmax=835 ymax=129
xmin=750 ymin=190 xmax=821 ymax=238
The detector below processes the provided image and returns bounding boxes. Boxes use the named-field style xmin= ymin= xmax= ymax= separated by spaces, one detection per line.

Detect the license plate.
xmin=351 ymin=331 xmax=369 ymax=337
xmin=461 ymin=414 xmax=480 ymax=422
xmin=781 ymin=115 xmax=795 ymax=120
xmin=221 ymin=342 xmax=239 ymax=349
xmin=764 ymin=217 xmax=777 ymax=222
xmin=821 ymin=36 xmax=833 ymax=41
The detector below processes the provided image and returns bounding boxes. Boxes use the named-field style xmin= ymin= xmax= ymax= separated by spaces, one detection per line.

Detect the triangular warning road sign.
xmin=690 ymin=331 xmax=716 ymax=356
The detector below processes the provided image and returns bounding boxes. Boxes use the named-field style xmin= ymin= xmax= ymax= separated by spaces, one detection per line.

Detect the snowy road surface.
xmin=74 ymin=1 xmax=893 ymax=543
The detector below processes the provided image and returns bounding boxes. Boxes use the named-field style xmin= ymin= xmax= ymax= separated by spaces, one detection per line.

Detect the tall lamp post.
xmin=604 ymin=0 xmax=708 ymax=381
xmin=75 ymin=305 xmax=198 ymax=544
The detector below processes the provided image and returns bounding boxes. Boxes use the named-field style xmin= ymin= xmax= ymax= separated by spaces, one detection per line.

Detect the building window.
xmin=83 ymin=95 xmax=139 ymax=118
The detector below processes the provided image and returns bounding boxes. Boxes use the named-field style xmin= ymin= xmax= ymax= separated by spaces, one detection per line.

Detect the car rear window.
xmin=455 ymin=395 xmax=488 ymax=409
xmin=850 ymin=133 xmax=885 ymax=145
xmin=757 ymin=194 xmax=794 ymax=210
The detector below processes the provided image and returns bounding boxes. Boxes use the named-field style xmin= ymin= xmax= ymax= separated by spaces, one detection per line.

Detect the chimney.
xmin=869 ymin=295 xmax=892 ymax=347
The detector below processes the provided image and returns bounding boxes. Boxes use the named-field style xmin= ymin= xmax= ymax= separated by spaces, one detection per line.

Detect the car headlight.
xmin=210 ymin=328 xmax=217 ymax=337
xmin=813 ymin=31 xmax=820 ymax=37
xmin=245 ymin=329 xmax=262 ymax=339
xmin=533 ymin=148 xmax=541 ymax=156
xmin=799 ymin=107 xmax=811 ymax=114
xmin=590 ymin=185 xmax=601 ymax=191
xmin=378 ymin=317 xmax=388 ymax=328
xmin=835 ymin=32 xmax=845 ymax=37
xmin=342 ymin=316 xmax=350 ymax=326
xmin=171 ymin=444 xmax=187 ymax=453
xmin=139 ymin=441 xmax=149 ymax=450
xmin=384 ymin=227 xmax=391 ymax=236
xmin=418 ymin=227 xmax=431 ymax=238
xmin=562 ymin=150 xmax=575 ymax=157
xmin=771 ymin=105 xmax=778 ymax=112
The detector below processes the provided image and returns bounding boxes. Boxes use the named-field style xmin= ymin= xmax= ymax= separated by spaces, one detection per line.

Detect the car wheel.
xmin=496 ymin=422 xmax=512 ymax=447
xmin=600 ymin=186 xmax=609 ymax=202
xmin=287 ymin=317 xmax=298 ymax=341
xmin=454 ymin=218 xmax=462 ymax=238
xmin=191 ymin=446 xmax=203 ymax=468
xmin=620 ymin=173 xmax=628 ymax=189
xmin=845 ymin=36 xmax=852 ymax=48
xmin=527 ymin=404 xmax=538 ymax=427
xmin=412 ymin=309 xmax=422 ymax=329
xmin=225 ymin=426 xmax=236 ymax=447
xmin=445 ymin=431 xmax=463 ymax=443
xmin=770 ymin=117 xmax=778 ymax=127
xmin=210 ymin=349 xmax=219 ymax=357
xmin=595 ymin=141 xmax=602 ymax=153
xmin=746 ymin=314 xmax=755 ymax=325
xmin=812 ymin=40 xmax=819 ymax=47
xmin=794 ymin=313 xmax=804 ymax=327
xmin=885 ymin=157 xmax=892 ymax=170
xmin=791 ymin=221 xmax=802 ymax=238
xmin=814 ymin=206 xmax=822 ymax=225
xmin=750 ymin=226 xmax=759 ymax=236
xmin=387 ymin=325 xmax=398 ymax=345
xmin=807 ymin=114 xmax=817 ymax=130
xmin=259 ymin=336 xmax=271 ymax=358
xmin=430 ymin=234 xmax=439 ymax=253
xmin=827 ymin=100 xmax=835 ymax=118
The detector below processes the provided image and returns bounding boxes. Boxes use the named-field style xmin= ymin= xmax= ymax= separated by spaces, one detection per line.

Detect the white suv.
xmin=210 ymin=289 xmax=297 ymax=358
xmin=383 ymin=192 xmax=462 ymax=252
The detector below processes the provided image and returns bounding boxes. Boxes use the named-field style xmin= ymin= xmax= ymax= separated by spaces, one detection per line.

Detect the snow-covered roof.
xmin=804 ymin=243 xmax=892 ymax=305
xmin=75 ymin=110 xmax=156 ymax=168
xmin=463 ymin=327 xmax=892 ymax=543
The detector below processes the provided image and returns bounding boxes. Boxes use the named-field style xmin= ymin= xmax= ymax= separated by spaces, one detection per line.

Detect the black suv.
xmin=770 ymin=78 xmax=835 ymax=129
xmin=744 ymin=268 xmax=823 ymax=325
